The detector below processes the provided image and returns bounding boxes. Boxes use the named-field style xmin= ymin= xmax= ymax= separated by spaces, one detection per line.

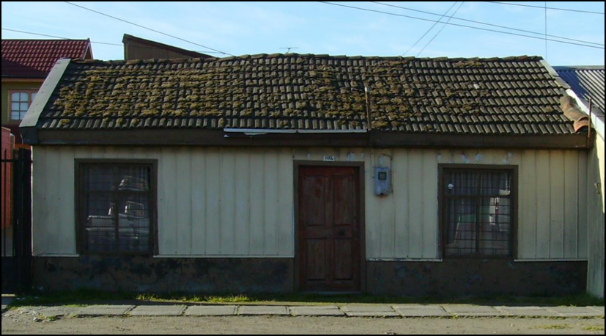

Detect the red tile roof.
xmin=1 ymin=39 xmax=92 ymax=78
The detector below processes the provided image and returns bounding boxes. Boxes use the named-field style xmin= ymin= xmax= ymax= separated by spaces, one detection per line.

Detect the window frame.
xmin=8 ymin=89 xmax=38 ymax=122
xmin=75 ymin=159 xmax=158 ymax=256
xmin=438 ymin=164 xmax=518 ymax=259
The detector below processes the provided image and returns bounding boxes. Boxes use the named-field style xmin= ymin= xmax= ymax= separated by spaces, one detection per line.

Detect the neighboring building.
xmin=554 ymin=66 xmax=605 ymax=299
xmin=122 ymin=34 xmax=213 ymax=61
xmin=20 ymin=54 xmax=598 ymax=296
xmin=1 ymin=39 xmax=93 ymax=147
xmin=1 ymin=127 xmax=15 ymax=233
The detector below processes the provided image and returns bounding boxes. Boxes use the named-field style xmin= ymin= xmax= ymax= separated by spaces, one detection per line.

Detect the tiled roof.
xmin=36 ymin=54 xmax=576 ymax=135
xmin=554 ymin=66 xmax=605 ymax=114
xmin=1 ymin=39 xmax=91 ymax=78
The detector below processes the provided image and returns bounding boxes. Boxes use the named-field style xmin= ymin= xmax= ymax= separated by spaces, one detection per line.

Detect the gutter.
xmin=20 ymin=58 xmax=72 ymax=145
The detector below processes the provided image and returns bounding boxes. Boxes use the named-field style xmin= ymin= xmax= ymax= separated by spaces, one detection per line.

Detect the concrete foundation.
xmin=32 ymin=256 xmax=294 ymax=293
xmin=366 ymin=259 xmax=587 ymax=297
xmin=33 ymin=257 xmax=586 ymax=296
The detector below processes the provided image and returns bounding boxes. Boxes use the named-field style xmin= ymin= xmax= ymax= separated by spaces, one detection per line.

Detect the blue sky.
xmin=2 ymin=1 xmax=604 ymax=66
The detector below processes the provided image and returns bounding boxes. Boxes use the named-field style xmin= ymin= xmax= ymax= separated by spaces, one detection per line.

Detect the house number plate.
xmin=323 ymin=155 xmax=338 ymax=161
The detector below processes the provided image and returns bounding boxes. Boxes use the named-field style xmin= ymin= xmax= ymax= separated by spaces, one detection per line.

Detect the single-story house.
xmin=20 ymin=53 xmax=601 ymax=296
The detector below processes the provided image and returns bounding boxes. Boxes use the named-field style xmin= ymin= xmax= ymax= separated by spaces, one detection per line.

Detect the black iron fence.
xmin=1 ymin=148 xmax=32 ymax=293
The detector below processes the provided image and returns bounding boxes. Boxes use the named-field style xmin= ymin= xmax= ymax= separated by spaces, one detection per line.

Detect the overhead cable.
xmin=64 ymin=1 xmax=235 ymax=56
xmin=372 ymin=1 xmax=604 ymax=46
xmin=319 ymin=2 xmax=604 ymax=49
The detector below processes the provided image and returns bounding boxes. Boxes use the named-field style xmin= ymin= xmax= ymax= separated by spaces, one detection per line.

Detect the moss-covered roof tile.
xmin=35 ymin=53 xmax=576 ymax=135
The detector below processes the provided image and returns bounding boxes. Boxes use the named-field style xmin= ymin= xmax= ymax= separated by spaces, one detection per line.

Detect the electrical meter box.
xmin=374 ymin=167 xmax=390 ymax=196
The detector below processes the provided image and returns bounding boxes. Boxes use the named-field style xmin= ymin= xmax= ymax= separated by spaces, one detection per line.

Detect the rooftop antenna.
xmin=280 ymin=47 xmax=298 ymax=54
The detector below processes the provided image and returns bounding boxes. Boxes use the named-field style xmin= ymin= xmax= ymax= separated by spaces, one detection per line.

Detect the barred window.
xmin=442 ymin=167 xmax=514 ymax=257
xmin=78 ymin=162 xmax=155 ymax=254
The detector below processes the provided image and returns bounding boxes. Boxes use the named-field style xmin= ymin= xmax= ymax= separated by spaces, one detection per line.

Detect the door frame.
xmin=293 ymin=160 xmax=366 ymax=293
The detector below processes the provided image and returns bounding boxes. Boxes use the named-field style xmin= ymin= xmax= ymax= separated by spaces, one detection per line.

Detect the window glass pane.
xmin=11 ymin=112 xmax=21 ymax=120
xmin=444 ymin=169 xmax=513 ymax=257
xmin=84 ymin=166 xmax=115 ymax=191
xmin=81 ymin=163 xmax=153 ymax=254
xmin=11 ymin=102 xmax=20 ymax=111
xmin=20 ymin=92 xmax=29 ymax=101
xmin=445 ymin=198 xmax=477 ymax=256
xmin=32 ymin=92 xmax=37 ymax=101
xmin=479 ymin=197 xmax=511 ymax=256
xmin=117 ymin=166 xmax=150 ymax=191
xmin=445 ymin=171 xmax=477 ymax=196
xmin=11 ymin=92 xmax=20 ymax=101
xmin=84 ymin=193 xmax=116 ymax=252
xmin=117 ymin=195 xmax=150 ymax=252
xmin=479 ymin=171 xmax=511 ymax=196
xmin=20 ymin=103 xmax=29 ymax=111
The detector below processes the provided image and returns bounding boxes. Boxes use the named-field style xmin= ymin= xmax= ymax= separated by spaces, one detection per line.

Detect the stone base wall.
xmin=33 ymin=257 xmax=586 ymax=296
xmin=366 ymin=260 xmax=587 ymax=296
xmin=32 ymin=256 xmax=294 ymax=293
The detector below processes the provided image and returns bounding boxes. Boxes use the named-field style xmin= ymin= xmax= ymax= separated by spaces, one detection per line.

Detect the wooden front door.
xmin=298 ymin=166 xmax=361 ymax=292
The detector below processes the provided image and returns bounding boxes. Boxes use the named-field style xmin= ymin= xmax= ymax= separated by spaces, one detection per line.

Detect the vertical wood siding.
xmin=587 ymin=136 xmax=605 ymax=298
xmin=32 ymin=146 xmax=587 ymax=261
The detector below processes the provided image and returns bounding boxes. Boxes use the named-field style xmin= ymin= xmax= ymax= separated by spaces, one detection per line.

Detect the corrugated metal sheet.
xmin=555 ymin=66 xmax=605 ymax=113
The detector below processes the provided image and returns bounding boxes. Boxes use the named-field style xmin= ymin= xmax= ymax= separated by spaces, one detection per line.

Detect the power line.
xmin=319 ymin=1 xmax=604 ymax=49
xmin=486 ymin=1 xmax=605 ymax=15
xmin=403 ymin=2 xmax=458 ymax=56
xmin=372 ymin=1 xmax=604 ymax=47
xmin=1 ymin=28 xmax=223 ymax=54
xmin=63 ymin=1 xmax=235 ymax=56
xmin=2 ymin=28 xmax=118 ymax=46
xmin=417 ymin=2 xmax=465 ymax=57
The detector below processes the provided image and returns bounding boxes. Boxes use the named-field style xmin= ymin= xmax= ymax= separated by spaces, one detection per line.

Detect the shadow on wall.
xmin=587 ymin=133 xmax=605 ymax=299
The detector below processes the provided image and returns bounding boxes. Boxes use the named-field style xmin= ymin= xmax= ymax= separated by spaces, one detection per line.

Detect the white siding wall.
xmin=32 ymin=146 xmax=587 ymax=261
xmin=32 ymin=146 xmax=295 ymax=257
xmin=587 ymin=134 xmax=605 ymax=298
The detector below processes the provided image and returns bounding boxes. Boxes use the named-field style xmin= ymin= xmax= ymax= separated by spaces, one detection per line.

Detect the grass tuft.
xmin=6 ymin=290 xmax=604 ymax=308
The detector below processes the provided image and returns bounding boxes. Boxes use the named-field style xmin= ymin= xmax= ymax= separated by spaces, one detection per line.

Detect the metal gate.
xmin=1 ymin=148 xmax=32 ymax=293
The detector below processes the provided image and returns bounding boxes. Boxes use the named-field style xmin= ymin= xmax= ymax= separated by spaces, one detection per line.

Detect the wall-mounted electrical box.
xmin=374 ymin=166 xmax=390 ymax=196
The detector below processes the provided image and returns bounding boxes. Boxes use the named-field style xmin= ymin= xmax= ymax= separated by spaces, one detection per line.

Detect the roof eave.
xmin=20 ymin=58 xmax=72 ymax=145
xmin=30 ymin=129 xmax=593 ymax=149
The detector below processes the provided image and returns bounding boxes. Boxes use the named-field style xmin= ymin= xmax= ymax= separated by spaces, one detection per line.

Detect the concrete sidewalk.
xmin=5 ymin=302 xmax=604 ymax=319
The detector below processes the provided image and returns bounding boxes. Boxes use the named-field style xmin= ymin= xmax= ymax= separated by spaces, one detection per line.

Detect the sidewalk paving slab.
xmin=443 ymin=305 xmax=504 ymax=317
xmin=587 ymin=306 xmax=605 ymax=315
xmin=184 ymin=305 xmax=237 ymax=316
xmin=495 ymin=306 xmax=558 ymax=317
xmin=289 ymin=306 xmax=344 ymax=316
xmin=28 ymin=306 xmax=79 ymax=317
xmin=128 ymin=305 xmax=186 ymax=316
xmin=238 ymin=305 xmax=290 ymax=316
xmin=75 ymin=305 xmax=134 ymax=316
xmin=547 ymin=307 xmax=605 ymax=317
xmin=394 ymin=305 xmax=451 ymax=317
xmin=341 ymin=305 xmax=399 ymax=317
